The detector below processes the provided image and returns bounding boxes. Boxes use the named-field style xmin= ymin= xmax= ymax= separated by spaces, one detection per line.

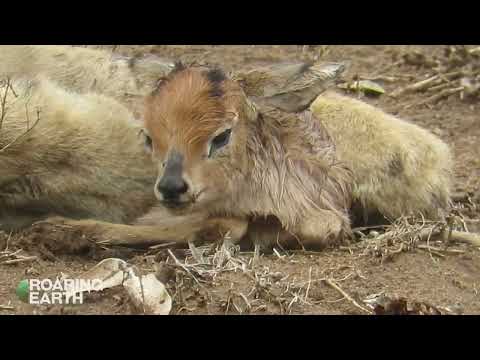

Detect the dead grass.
xmin=141 ymin=208 xmax=479 ymax=315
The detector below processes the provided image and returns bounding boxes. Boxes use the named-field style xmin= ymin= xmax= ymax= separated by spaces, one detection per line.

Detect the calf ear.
xmin=145 ymin=60 xmax=189 ymax=96
xmin=235 ymin=61 xmax=349 ymax=113
xmin=128 ymin=54 xmax=176 ymax=85
xmin=263 ymin=61 xmax=348 ymax=113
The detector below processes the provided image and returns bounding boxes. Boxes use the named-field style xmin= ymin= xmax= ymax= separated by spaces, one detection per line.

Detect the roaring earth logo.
xmin=26 ymin=279 xmax=103 ymax=305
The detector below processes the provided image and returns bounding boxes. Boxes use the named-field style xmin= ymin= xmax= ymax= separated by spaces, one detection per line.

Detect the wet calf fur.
xmin=0 ymin=47 xmax=453 ymax=251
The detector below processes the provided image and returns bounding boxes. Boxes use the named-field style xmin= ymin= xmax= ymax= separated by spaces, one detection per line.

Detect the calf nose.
xmin=157 ymin=175 xmax=188 ymax=201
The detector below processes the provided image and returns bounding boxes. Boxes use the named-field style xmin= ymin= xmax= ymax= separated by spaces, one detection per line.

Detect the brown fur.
xmin=0 ymin=73 xmax=256 ymax=251
xmin=0 ymin=46 xmax=454 ymax=253
xmin=144 ymin=66 xmax=353 ymax=249
xmin=236 ymin=60 xmax=453 ymax=224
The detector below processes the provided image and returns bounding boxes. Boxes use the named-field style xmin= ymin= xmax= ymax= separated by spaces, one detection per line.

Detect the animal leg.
xmin=208 ymin=217 xmax=249 ymax=247
xmin=294 ymin=210 xmax=349 ymax=250
xmin=28 ymin=215 xmax=248 ymax=255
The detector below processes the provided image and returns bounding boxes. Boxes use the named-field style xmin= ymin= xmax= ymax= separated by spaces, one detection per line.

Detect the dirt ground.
xmin=1 ymin=45 xmax=479 ymax=315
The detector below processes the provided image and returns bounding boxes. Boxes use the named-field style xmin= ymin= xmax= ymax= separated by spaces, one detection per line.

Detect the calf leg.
xmin=29 ymin=214 xmax=249 ymax=254
xmin=294 ymin=209 xmax=350 ymax=250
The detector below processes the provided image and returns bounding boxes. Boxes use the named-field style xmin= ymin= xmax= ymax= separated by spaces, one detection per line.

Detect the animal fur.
xmin=143 ymin=65 xmax=353 ymax=249
xmin=0 ymin=75 xmax=157 ymax=230
xmin=310 ymin=91 xmax=453 ymax=223
xmin=143 ymin=64 xmax=453 ymax=248
xmin=0 ymin=45 xmax=174 ymax=117
xmin=0 ymin=46 xmax=454 ymax=252
xmin=233 ymin=61 xmax=347 ymax=112
xmin=236 ymin=60 xmax=453 ymax=224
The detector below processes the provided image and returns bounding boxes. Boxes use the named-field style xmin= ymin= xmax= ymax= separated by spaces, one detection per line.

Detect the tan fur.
xmin=0 ymin=46 xmax=453 ymax=252
xmin=144 ymin=67 xmax=353 ymax=249
xmin=0 ymin=72 xmax=249 ymax=250
xmin=310 ymin=91 xmax=453 ymax=222
xmin=0 ymin=45 xmax=174 ymax=117
xmin=0 ymin=76 xmax=157 ymax=230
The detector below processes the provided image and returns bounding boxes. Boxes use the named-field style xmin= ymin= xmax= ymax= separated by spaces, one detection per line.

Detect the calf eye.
xmin=140 ymin=130 xmax=153 ymax=152
xmin=145 ymin=134 xmax=153 ymax=151
xmin=208 ymin=129 xmax=232 ymax=158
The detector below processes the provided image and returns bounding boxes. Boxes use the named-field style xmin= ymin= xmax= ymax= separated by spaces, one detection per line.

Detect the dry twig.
xmin=391 ymin=75 xmax=441 ymax=98
xmin=323 ymin=278 xmax=372 ymax=314
xmin=167 ymin=249 xmax=202 ymax=286
xmin=1 ymin=256 xmax=37 ymax=265
xmin=405 ymin=86 xmax=464 ymax=109
xmin=0 ymin=108 xmax=42 ymax=153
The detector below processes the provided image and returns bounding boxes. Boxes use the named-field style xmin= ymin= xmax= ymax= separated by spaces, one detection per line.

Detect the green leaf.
xmin=339 ymin=80 xmax=385 ymax=96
